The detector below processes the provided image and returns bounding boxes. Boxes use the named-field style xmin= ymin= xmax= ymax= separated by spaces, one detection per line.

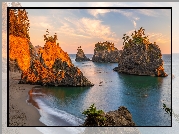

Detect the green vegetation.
xmin=9 ymin=8 xmax=30 ymax=40
xmin=82 ymin=104 xmax=106 ymax=126
xmin=163 ymin=103 xmax=172 ymax=116
xmin=94 ymin=41 xmax=115 ymax=51
xmin=122 ymin=27 xmax=151 ymax=48
xmin=44 ymin=29 xmax=58 ymax=43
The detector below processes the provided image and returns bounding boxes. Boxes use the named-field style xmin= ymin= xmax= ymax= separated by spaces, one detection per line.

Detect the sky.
xmin=19 ymin=3 xmax=172 ymax=54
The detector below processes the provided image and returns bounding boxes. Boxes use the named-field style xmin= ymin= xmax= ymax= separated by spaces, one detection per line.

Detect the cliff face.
xmin=114 ymin=27 xmax=168 ymax=77
xmin=19 ymin=39 xmax=94 ymax=87
xmin=92 ymin=41 xmax=121 ymax=63
xmin=75 ymin=46 xmax=90 ymax=62
xmin=9 ymin=35 xmax=31 ymax=72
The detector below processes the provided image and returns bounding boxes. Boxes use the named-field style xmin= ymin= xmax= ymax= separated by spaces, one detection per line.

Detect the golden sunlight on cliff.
xmin=39 ymin=41 xmax=72 ymax=68
xmin=22 ymin=60 xmax=57 ymax=83
xmin=9 ymin=35 xmax=31 ymax=71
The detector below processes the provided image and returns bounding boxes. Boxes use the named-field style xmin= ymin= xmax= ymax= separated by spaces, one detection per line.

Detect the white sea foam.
xmin=35 ymin=99 xmax=84 ymax=126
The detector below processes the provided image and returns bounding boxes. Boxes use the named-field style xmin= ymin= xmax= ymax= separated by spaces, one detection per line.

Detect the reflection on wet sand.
xmin=27 ymin=88 xmax=41 ymax=109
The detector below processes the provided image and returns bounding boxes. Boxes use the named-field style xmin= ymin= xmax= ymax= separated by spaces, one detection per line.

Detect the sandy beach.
xmin=9 ymin=71 xmax=46 ymax=126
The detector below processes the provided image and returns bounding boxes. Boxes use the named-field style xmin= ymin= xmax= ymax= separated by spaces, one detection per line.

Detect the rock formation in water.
xmin=82 ymin=105 xmax=135 ymax=126
xmin=113 ymin=27 xmax=168 ymax=77
xmin=75 ymin=46 xmax=90 ymax=62
xmin=19 ymin=30 xmax=94 ymax=87
xmin=92 ymin=41 xmax=122 ymax=63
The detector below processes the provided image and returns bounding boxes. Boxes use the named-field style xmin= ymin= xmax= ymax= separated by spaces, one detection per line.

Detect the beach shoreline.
xmin=9 ymin=71 xmax=46 ymax=126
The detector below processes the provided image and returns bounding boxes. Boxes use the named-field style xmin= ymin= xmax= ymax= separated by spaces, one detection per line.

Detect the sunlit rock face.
xmin=19 ymin=41 xmax=94 ymax=87
xmin=9 ymin=8 xmax=31 ymax=72
xmin=113 ymin=27 xmax=168 ymax=77
xmin=92 ymin=41 xmax=122 ymax=63
xmin=9 ymin=35 xmax=31 ymax=72
xmin=75 ymin=46 xmax=90 ymax=62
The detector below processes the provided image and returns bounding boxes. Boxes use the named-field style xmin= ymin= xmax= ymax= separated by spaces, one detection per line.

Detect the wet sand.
xmin=9 ymin=71 xmax=46 ymax=126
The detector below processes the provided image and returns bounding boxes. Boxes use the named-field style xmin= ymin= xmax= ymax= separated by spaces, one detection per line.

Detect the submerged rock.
xmin=92 ymin=41 xmax=122 ymax=63
xmin=82 ymin=106 xmax=135 ymax=126
xmin=19 ymin=31 xmax=94 ymax=87
xmin=75 ymin=46 xmax=90 ymax=62
xmin=114 ymin=27 xmax=168 ymax=77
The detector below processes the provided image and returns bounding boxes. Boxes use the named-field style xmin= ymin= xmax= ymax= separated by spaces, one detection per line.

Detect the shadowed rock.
xmin=114 ymin=27 xmax=168 ymax=77
xmin=92 ymin=41 xmax=122 ymax=63
xmin=75 ymin=46 xmax=90 ymax=62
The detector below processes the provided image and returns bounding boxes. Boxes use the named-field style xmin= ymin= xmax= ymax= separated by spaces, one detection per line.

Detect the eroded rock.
xmin=114 ymin=27 xmax=168 ymax=77
xmin=75 ymin=46 xmax=90 ymax=62
xmin=19 ymin=32 xmax=94 ymax=87
xmin=92 ymin=41 xmax=122 ymax=63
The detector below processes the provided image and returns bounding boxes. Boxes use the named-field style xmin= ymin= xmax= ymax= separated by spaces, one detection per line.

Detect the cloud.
xmin=56 ymin=17 xmax=119 ymax=44
xmin=133 ymin=21 xmax=137 ymax=28
xmin=135 ymin=9 xmax=159 ymax=17
xmin=125 ymin=29 xmax=170 ymax=44
xmin=147 ymin=32 xmax=170 ymax=44
xmin=29 ymin=16 xmax=54 ymax=30
xmin=88 ymin=9 xmax=111 ymax=18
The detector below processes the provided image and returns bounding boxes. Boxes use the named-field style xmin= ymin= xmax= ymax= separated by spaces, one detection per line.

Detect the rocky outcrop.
xmin=82 ymin=106 xmax=135 ymax=126
xmin=75 ymin=46 xmax=90 ymax=62
xmin=92 ymin=41 xmax=122 ymax=63
xmin=19 ymin=31 xmax=94 ymax=87
xmin=113 ymin=27 xmax=168 ymax=77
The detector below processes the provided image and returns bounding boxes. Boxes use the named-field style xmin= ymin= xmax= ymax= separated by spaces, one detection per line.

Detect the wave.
xmin=35 ymin=99 xmax=84 ymax=126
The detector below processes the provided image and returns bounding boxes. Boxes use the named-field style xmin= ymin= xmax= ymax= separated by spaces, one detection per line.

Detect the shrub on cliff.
xmin=94 ymin=41 xmax=115 ymax=52
xmin=9 ymin=8 xmax=30 ymax=40
xmin=114 ymin=27 xmax=167 ymax=77
xmin=82 ymin=104 xmax=106 ymax=126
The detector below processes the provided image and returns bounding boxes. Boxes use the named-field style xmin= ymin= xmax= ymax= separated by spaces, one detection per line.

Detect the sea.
xmin=28 ymin=54 xmax=172 ymax=128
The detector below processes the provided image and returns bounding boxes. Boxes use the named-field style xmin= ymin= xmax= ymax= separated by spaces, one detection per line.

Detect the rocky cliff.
xmin=113 ymin=27 xmax=168 ymax=77
xmin=9 ymin=35 xmax=31 ymax=72
xmin=92 ymin=41 xmax=121 ymax=63
xmin=19 ymin=31 xmax=94 ymax=87
xmin=82 ymin=105 xmax=135 ymax=126
xmin=75 ymin=46 xmax=90 ymax=62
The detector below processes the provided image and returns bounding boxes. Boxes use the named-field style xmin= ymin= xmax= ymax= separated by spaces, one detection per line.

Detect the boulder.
xmin=75 ymin=46 xmax=90 ymax=62
xmin=114 ymin=27 xmax=168 ymax=77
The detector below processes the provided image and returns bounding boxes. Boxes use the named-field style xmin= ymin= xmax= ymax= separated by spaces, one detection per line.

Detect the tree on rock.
xmin=114 ymin=27 xmax=168 ymax=77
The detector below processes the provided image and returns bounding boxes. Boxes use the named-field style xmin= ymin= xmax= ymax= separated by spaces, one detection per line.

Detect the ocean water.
xmin=28 ymin=54 xmax=171 ymax=127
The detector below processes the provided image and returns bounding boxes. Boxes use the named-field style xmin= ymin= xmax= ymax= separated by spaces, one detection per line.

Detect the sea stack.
xmin=75 ymin=46 xmax=90 ymax=62
xmin=113 ymin=27 xmax=168 ymax=77
xmin=92 ymin=41 xmax=122 ymax=63
xmin=19 ymin=30 xmax=94 ymax=86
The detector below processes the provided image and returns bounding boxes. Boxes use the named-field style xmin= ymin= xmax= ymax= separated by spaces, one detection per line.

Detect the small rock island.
xmin=113 ymin=27 xmax=168 ymax=77
xmin=75 ymin=46 xmax=90 ymax=62
xmin=92 ymin=41 xmax=122 ymax=63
